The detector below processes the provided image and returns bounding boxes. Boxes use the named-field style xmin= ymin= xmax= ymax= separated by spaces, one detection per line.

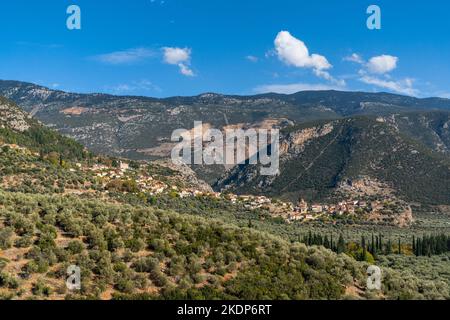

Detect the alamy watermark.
xmin=66 ymin=265 xmax=81 ymax=291
xmin=367 ymin=5 xmax=381 ymax=30
xmin=366 ymin=265 xmax=382 ymax=290
xmin=171 ymin=121 xmax=280 ymax=176
xmin=67 ymin=5 xmax=81 ymax=30
xmin=65 ymin=5 xmax=379 ymax=31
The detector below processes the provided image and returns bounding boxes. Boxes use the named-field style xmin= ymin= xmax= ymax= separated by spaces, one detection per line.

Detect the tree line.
xmin=300 ymin=232 xmax=450 ymax=260
xmin=413 ymin=234 xmax=450 ymax=257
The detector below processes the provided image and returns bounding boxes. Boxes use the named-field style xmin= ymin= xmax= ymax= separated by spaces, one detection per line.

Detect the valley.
xmin=0 ymin=83 xmax=449 ymax=300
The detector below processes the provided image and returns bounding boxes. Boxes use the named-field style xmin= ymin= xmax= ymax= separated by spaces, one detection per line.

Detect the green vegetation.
xmin=301 ymin=232 xmax=450 ymax=261
xmin=0 ymin=146 xmax=100 ymax=194
xmin=0 ymin=191 xmax=448 ymax=300
xmin=218 ymin=116 xmax=450 ymax=205
xmin=0 ymin=97 xmax=86 ymax=161
xmin=0 ymin=95 xmax=449 ymax=300
xmin=413 ymin=234 xmax=450 ymax=257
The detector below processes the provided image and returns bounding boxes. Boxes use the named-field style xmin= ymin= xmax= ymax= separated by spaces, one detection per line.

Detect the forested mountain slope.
xmin=215 ymin=116 xmax=450 ymax=205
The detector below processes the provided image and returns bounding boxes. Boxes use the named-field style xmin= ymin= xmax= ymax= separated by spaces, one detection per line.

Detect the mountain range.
xmin=1 ymin=79 xmax=450 ymax=159
xmin=0 ymin=81 xmax=449 ymax=300
xmin=215 ymin=115 xmax=450 ymax=205
xmin=1 ymin=80 xmax=450 ymax=205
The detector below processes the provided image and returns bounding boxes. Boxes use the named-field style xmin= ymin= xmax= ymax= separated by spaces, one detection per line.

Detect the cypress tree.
xmin=371 ymin=233 xmax=377 ymax=256
xmin=324 ymin=235 xmax=330 ymax=249
xmin=386 ymin=239 xmax=392 ymax=255
xmin=361 ymin=236 xmax=367 ymax=261
xmin=337 ymin=234 xmax=345 ymax=254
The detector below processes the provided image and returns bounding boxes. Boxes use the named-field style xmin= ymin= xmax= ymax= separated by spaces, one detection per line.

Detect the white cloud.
xmin=344 ymin=53 xmax=418 ymax=96
xmin=93 ymin=46 xmax=196 ymax=76
xmin=344 ymin=53 xmax=398 ymax=74
xmin=274 ymin=31 xmax=331 ymax=71
xmin=93 ymin=48 xmax=155 ymax=65
xmin=254 ymin=83 xmax=343 ymax=94
xmin=274 ymin=31 xmax=344 ymax=86
xmin=367 ymin=55 xmax=398 ymax=74
xmin=360 ymin=75 xmax=418 ymax=96
xmin=178 ymin=63 xmax=195 ymax=77
xmin=163 ymin=47 xmax=191 ymax=64
xmin=163 ymin=47 xmax=195 ymax=76
xmin=313 ymin=69 xmax=346 ymax=86
xmin=344 ymin=53 xmax=364 ymax=64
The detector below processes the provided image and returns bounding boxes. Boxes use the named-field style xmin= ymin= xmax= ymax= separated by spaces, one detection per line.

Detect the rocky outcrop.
xmin=0 ymin=97 xmax=31 ymax=132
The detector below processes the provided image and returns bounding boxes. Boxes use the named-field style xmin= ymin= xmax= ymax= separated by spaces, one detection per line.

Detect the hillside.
xmin=1 ymin=80 xmax=450 ymax=166
xmin=215 ymin=115 xmax=450 ymax=205
xmin=0 ymin=96 xmax=449 ymax=300
xmin=383 ymin=111 xmax=450 ymax=154
xmin=2 ymin=190 xmax=448 ymax=300
xmin=0 ymin=96 xmax=86 ymax=160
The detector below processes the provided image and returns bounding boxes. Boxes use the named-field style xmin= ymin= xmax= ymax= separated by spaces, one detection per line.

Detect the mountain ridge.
xmin=1 ymin=79 xmax=450 ymax=107
xmin=2 ymin=79 xmax=450 ymax=103
xmin=0 ymin=86 xmax=449 ymax=300
xmin=1 ymin=79 xmax=450 ymax=167
xmin=215 ymin=115 xmax=450 ymax=205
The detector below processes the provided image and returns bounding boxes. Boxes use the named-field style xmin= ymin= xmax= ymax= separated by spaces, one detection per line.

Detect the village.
xmin=225 ymin=194 xmax=377 ymax=223
xmin=0 ymin=140 xmax=405 ymax=226
xmin=69 ymin=158 xmax=403 ymax=224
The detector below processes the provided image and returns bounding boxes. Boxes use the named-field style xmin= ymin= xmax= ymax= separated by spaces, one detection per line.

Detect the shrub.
xmin=0 ymin=227 xmax=14 ymax=250
xmin=67 ymin=241 xmax=84 ymax=255
xmin=32 ymin=279 xmax=52 ymax=297
xmin=0 ymin=273 xmax=19 ymax=289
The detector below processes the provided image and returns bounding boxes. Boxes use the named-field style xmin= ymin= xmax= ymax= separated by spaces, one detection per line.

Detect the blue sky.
xmin=0 ymin=0 xmax=449 ymax=98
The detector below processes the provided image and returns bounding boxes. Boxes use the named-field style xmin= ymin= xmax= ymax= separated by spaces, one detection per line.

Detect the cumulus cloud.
xmin=162 ymin=47 xmax=195 ymax=77
xmin=344 ymin=52 xmax=418 ymax=96
xmin=367 ymin=55 xmax=398 ymax=74
xmin=163 ymin=47 xmax=191 ymax=64
xmin=275 ymin=31 xmax=331 ymax=70
xmin=344 ymin=53 xmax=398 ymax=74
xmin=274 ymin=31 xmax=344 ymax=86
xmin=93 ymin=48 xmax=155 ymax=65
xmin=254 ymin=83 xmax=342 ymax=94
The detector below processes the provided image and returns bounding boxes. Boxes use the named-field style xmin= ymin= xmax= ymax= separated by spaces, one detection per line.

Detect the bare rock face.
xmin=0 ymin=97 xmax=31 ymax=132
xmin=281 ymin=123 xmax=334 ymax=156
xmin=337 ymin=176 xmax=395 ymax=197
